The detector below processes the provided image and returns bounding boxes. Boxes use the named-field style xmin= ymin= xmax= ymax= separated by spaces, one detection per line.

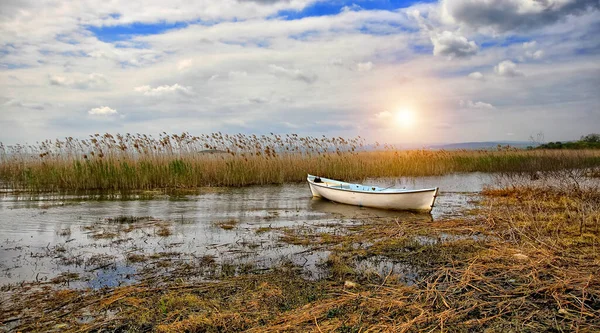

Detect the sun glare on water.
xmin=395 ymin=108 xmax=416 ymax=128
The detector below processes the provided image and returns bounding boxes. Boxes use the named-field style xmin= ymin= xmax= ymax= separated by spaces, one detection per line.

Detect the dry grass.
xmin=156 ymin=225 xmax=173 ymax=237
xmin=2 ymin=178 xmax=599 ymax=332
xmin=2 ymin=132 xmax=600 ymax=191
xmin=213 ymin=219 xmax=240 ymax=230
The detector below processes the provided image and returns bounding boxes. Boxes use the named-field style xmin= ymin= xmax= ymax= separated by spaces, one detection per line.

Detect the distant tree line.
xmin=536 ymin=133 xmax=600 ymax=149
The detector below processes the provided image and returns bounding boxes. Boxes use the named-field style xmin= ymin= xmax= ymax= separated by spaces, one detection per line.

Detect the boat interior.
xmin=309 ymin=175 xmax=387 ymax=192
xmin=308 ymin=174 xmax=436 ymax=193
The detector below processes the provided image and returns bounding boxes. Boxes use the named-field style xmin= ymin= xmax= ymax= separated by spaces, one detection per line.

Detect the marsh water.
xmin=0 ymin=173 xmax=494 ymax=288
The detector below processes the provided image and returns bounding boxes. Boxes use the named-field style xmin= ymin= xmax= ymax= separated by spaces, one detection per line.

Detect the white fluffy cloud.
xmin=177 ymin=59 xmax=192 ymax=71
xmin=49 ymin=73 xmax=108 ymax=89
xmin=88 ymin=106 xmax=118 ymax=115
xmin=356 ymin=61 xmax=374 ymax=72
xmin=431 ymin=30 xmax=478 ymax=58
xmin=134 ymin=84 xmax=193 ymax=96
xmin=494 ymin=60 xmax=524 ymax=77
xmin=494 ymin=60 xmax=525 ymax=77
xmin=525 ymin=50 xmax=544 ymax=60
xmin=468 ymin=72 xmax=484 ymax=80
xmin=521 ymin=41 xmax=544 ymax=60
xmin=460 ymin=100 xmax=495 ymax=110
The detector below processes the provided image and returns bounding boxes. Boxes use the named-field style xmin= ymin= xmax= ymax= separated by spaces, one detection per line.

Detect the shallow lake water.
xmin=0 ymin=173 xmax=494 ymax=288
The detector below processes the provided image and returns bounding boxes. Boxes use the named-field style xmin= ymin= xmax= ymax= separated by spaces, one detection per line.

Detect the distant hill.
xmin=536 ymin=134 xmax=600 ymax=149
xmin=426 ymin=141 xmax=535 ymax=150
xmin=362 ymin=141 xmax=537 ymax=151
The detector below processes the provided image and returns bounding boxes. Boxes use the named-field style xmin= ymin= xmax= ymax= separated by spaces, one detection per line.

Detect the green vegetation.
xmin=537 ymin=133 xmax=600 ymax=149
xmin=2 ymin=132 xmax=600 ymax=191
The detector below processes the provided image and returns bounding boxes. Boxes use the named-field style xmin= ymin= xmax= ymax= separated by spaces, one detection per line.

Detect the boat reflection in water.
xmin=309 ymin=197 xmax=434 ymax=222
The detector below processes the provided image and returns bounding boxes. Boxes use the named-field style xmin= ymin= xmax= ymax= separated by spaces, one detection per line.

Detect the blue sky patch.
xmin=87 ymin=21 xmax=189 ymax=42
xmin=56 ymin=33 xmax=80 ymax=45
xmin=412 ymin=44 xmax=433 ymax=54
xmin=0 ymin=63 xmax=30 ymax=70
xmin=436 ymin=65 xmax=490 ymax=78
xmin=358 ymin=21 xmax=418 ymax=35
xmin=275 ymin=0 xmax=435 ymax=20
xmin=289 ymin=30 xmax=321 ymax=41
xmin=480 ymin=36 xmax=531 ymax=49
xmin=114 ymin=40 xmax=151 ymax=49
xmin=218 ymin=38 xmax=271 ymax=48
xmin=60 ymin=51 xmax=88 ymax=57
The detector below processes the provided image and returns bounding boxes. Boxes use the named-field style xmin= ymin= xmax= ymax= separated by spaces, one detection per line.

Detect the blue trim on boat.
xmin=307 ymin=176 xmax=438 ymax=195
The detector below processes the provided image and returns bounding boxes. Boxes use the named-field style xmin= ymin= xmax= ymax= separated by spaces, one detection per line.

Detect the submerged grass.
xmin=2 ymin=132 xmax=600 ymax=190
xmin=213 ymin=219 xmax=240 ymax=230
xmin=3 ymin=176 xmax=599 ymax=332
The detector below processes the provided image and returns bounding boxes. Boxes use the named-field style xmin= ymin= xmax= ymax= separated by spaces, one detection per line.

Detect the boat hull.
xmin=308 ymin=177 xmax=438 ymax=212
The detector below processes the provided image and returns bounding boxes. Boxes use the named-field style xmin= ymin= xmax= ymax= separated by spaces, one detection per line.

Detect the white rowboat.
xmin=307 ymin=174 xmax=438 ymax=212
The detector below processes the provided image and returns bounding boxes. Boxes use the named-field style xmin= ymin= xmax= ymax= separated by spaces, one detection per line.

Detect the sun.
xmin=395 ymin=108 xmax=416 ymax=127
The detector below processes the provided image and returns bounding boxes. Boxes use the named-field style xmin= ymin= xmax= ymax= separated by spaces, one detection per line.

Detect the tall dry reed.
xmin=1 ymin=132 xmax=600 ymax=191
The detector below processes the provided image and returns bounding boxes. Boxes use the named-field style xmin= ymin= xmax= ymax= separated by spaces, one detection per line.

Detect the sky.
xmin=1 ymin=0 xmax=599 ymax=145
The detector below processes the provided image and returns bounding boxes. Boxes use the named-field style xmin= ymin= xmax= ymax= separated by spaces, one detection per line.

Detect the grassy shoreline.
xmin=2 ymin=133 xmax=600 ymax=191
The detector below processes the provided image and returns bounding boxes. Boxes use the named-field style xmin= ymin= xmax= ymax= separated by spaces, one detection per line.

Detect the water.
xmin=0 ymin=173 xmax=493 ymax=288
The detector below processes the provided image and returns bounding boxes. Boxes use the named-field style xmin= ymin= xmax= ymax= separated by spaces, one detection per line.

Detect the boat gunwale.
xmin=307 ymin=176 xmax=438 ymax=195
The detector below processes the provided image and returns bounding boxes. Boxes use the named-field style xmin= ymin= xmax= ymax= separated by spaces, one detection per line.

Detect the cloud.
xmin=134 ymin=83 xmax=193 ymax=96
xmin=0 ymin=0 xmax=598 ymax=145
xmin=525 ymin=50 xmax=544 ymax=60
xmin=341 ymin=4 xmax=363 ymax=13
xmin=521 ymin=41 xmax=544 ymax=60
xmin=442 ymin=0 xmax=600 ymax=32
xmin=228 ymin=71 xmax=248 ymax=79
xmin=248 ymin=96 xmax=269 ymax=104
xmin=375 ymin=111 xmax=392 ymax=119
xmin=494 ymin=60 xmax=524 ymax=77
xmin=177 ymin=59 xmax=192 ymax=71
xmin=49 ymin=73 xmax=108 ymax=89
xmin=4 ymin=99 xmax=46 ymax=110
xmin=368 ymin=110 xmax=396 ymax=128
xmin=435 ymin=122 xmax=453 ymax=130
xmin=356 ymin=61 xmax=374 ymax=72
xmin=88 ymin=106 xmax=117 ymax=115
xmin=460 ymin=100 xmax=495 ymax=109
xmin=431 ymin=31 xmax=478 ymax=58
xmin=238 ymin=0 xmax=307 ymax=4
xmin=329 ymin=58 xmax=344 ymax=67
xmin=281 ymin=121 xmax=299 ymax=129
xmin=269 ymin=64 xmax=317 ymax=83
xmin=468 ymin=72 xmax=485 ymax=80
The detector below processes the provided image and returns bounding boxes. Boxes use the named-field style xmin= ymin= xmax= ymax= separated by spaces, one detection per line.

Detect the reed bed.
xmin=2 ymin=132 xmax=600 ymax=191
